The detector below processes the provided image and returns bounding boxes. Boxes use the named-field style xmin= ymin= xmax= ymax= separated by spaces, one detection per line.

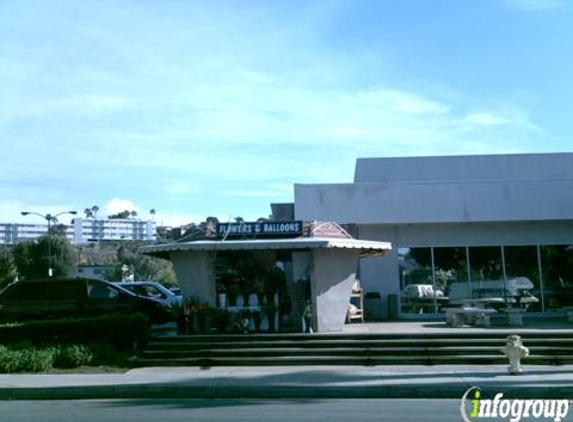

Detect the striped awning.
xmin=140 ymin=237 xmax=391 ymax=258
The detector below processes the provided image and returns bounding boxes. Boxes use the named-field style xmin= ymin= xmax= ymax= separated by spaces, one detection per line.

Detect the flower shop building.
xmin=141 ymin=221 xmax=391 ymax=332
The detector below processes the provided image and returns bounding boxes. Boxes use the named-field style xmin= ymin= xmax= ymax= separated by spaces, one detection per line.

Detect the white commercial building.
xmin=0 ymin=218 xmax=156 ymax=245
xmin=295 ymin=153 xmax=573 ymax=319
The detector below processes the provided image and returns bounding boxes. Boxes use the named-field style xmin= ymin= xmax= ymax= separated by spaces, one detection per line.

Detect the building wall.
xmin=294 ymin=153 xmax=573 ymax=317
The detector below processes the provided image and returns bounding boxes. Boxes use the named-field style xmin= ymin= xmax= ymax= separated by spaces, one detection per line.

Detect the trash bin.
xmin=388 ymin=294 xmax=399 ymax=320
xmin=364 ymin=292 xmax=382 ymax=321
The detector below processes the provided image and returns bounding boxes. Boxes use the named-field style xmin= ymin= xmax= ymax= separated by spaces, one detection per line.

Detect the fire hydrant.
xmin=503 ymin=335 xmax=529 ymax=375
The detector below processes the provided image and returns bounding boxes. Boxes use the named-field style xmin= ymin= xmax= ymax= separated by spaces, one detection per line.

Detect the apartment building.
xmin=0 ymin=218 xmax=156 ymax=245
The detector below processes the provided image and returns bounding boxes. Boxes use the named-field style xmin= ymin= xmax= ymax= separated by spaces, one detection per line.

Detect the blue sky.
xmin=1 ymin=0 xmax=572 ymax=226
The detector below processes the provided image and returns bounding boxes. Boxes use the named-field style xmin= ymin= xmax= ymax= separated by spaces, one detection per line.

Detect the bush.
xmin=0 ymin=345 xmax=57 ymax=373
xmin=0 ymin=313 xmax=150 ymax=351
xmin=0 ymin=344 xmax=95 ymax=373
xmin=54 ymin=345 xmax=93 ymax=369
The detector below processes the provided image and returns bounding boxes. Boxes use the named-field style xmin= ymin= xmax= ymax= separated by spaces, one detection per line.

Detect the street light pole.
xmin=21 ymin=210 xmax=77 ymax=278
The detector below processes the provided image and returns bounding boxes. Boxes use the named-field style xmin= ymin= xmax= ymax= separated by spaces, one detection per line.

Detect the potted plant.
xmin=170 ymin=303 xmax=186 ymax=334
xmin=238 ymin=309 xmax=252 ymax=333
xmin=302 ymin=300 xmax=313 ymax=334
xmin=212 ymin=308 xmax=231 ymax=333
xmin=217 ymin=283 xmax=228 ymax=308
xmin=263 ymin=302 xmax=279 ymax=332
xmin=227 ymin=284 xmax=241 ymax=307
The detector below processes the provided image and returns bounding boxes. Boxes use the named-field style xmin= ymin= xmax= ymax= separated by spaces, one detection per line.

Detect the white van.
xmin=448 ymin=276 xmax=539 ymax=308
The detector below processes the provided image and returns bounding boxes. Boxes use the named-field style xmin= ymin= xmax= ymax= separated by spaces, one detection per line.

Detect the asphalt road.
xmin=0 ymin=398 xmax=511 ymax=422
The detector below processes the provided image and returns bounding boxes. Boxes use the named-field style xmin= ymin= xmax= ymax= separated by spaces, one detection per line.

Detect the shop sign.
xmin=217 ymin=221 xmax=303 ymax=238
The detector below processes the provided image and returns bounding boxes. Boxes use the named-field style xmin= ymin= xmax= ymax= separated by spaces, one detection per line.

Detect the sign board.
xmin=217 ymin=221 xmax=304 ymax=238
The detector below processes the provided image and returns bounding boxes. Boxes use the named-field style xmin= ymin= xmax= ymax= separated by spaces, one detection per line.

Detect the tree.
xmin=109 ymin=210 xmax=131 ymax=219
xmin=91 ymin=205 xmax=99 ymax=218
xmin=84 ymin=208 xmax=93 ymax=218
xmin=104 ymin=241 xmax=174 ymax=283
xmin=12 ymin=235 xmax=78 ymax=281
xmin=0 ymin=245 xmax=17 ymax=288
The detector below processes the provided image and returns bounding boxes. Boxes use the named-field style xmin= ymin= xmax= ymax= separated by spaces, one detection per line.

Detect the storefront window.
xmin=468 ymin=246 xmax=502 ymax=282
xmin=541 ymin=245 xmax=573 ymax=310
xmin=433 ymin=247 xmax=468 ymax=312
xmin=399 ymin=247 xmax=434 ymax=314
xmin=502 ymin=246 xmax=542 ymax=312
xmin=397 ymin=244 xmax=569 ymax=316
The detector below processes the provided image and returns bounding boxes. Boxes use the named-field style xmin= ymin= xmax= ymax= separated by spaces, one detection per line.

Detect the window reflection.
xmin=399 ymin=247 xmax=435 ymax=314
xmin=504 ymin=246 xmax=541 ymax=312
xmin=398 ymin=243 xmax=573 ymax=315
xmin=434 ymin=247 xmax=471 ymax=312
xmin=541 ymin=245 xmax=573 ymax=310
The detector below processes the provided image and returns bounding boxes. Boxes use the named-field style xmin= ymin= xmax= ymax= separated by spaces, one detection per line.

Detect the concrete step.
xmin=145 ymin=338 xmax=573 ymax=350
xmin=136 ymin=354 xmax=573 ymax=367
xmin=139 ymin=332 xmax=573 ymax=367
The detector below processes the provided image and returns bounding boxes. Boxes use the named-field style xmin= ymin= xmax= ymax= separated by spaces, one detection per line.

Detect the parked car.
xmin=0 ymin=277 xmax=173 ymax=324
xmin=117 ymin=282 xmax=183 ymax=308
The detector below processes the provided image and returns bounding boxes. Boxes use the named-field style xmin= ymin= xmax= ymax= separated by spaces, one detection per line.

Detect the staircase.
xmin=137 ymin=331 xmax=573 ymax=367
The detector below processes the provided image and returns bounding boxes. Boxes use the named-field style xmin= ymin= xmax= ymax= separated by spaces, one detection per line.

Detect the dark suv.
xmin=0 ymin=277 xmax=173 ymax=324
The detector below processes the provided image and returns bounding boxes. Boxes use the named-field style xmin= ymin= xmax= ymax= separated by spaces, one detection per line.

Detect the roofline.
xmin=140 ymin=237 xmax=391 ymax=258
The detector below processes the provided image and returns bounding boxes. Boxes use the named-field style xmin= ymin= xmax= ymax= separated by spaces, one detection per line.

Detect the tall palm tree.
xmin=91 ymin=205 xmax=99 ymax=218
xmin=84 ymin=208 xmax=93 ymax=218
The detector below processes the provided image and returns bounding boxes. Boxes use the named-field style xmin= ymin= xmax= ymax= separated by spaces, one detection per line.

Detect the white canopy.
xmin=141 ymin=236 xmax=391 ymax=258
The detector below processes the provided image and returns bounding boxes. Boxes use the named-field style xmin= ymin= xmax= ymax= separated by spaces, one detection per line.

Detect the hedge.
xmin=0 ymin=344 xmax=94 ymax=373
xmin=0 ymin=313 xmax=150 ymax=351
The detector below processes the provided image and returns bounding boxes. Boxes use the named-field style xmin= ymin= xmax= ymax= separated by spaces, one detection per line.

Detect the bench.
xmin=445 ymin=307 xmax=497 ymax=327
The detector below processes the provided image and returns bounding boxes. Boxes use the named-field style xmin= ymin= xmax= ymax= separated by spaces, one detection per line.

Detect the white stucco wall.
xmin=296 ymin=153 xmax=573 ymax=225
xmin=171 ymin=251 xmax=216 ymax=306
xmin=355 ymin=153 xmax=573 ymax=184
xmin=311 ymin=248 xmax=360 ymax=332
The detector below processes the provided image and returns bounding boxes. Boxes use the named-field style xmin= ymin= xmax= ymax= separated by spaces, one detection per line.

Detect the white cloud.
xmin=375 ymin=90 xmax=451 ymax=115
xmin=104 ymin=199 xmax=141 ymax=217
xmin=462 ymin=112 xmax=509 ymax=126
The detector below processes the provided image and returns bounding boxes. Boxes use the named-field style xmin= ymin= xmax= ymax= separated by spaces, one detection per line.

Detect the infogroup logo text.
xmin=460 ymin=387 xmax=570 ymax=422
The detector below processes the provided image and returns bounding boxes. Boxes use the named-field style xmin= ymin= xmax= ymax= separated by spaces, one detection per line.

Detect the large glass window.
xmin=541 ymin=245 xmax=573 ymax=310
xmin=434 ymin=247 xmax=468 ymax=312
xmin=397 ymin=243 xmax=571 ymax=315
xmin=504 ymin=246 xmax=542 ymax=312
xmin=399 ymin=247 xmax=434 ymax=314
xmin=468 ymin=246 xmax=502 ymax=282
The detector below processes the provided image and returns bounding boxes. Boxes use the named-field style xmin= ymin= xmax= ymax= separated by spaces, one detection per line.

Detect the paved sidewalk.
xmin=1 ymin=365 xmax=572 ymax=400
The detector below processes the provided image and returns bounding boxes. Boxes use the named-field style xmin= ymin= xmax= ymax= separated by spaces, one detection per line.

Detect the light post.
xmin=21 ymin=210 xmax=77 ymax=277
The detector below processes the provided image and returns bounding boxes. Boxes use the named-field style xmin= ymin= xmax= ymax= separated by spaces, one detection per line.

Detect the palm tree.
xmin=130 ymin=210 xmax=138 ymax=219
xmin=91 ymin=205 xmax=99 ymax=218
xmin=84 ymin=208 xmax=93 ymax=218
xmin=150 ymin=209 xmax=156 ymax=219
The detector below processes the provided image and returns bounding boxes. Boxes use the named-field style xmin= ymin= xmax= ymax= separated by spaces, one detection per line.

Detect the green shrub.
xmin=54 ymin=344 xmax=93 ymax=369
xmin=0 ymin=345 xmax=57 ymax=373
xmin=0 ymin=313 xmax=150 ymax=351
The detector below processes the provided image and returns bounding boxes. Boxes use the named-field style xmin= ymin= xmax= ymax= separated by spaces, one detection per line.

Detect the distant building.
xmin=0 ymin=217 xmax=156 ymax=245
